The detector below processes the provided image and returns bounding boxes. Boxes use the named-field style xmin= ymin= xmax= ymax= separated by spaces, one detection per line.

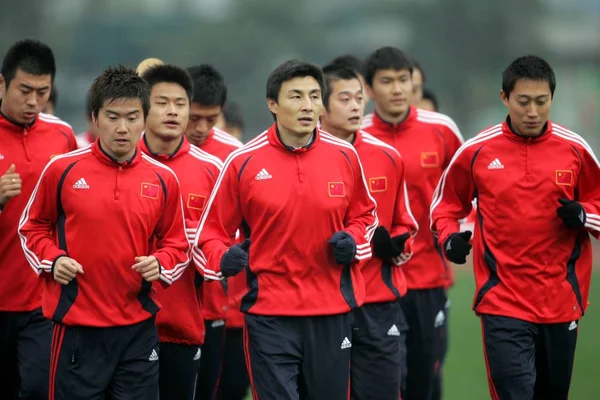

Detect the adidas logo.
xmin=341 ymin=337 xmax=352 ymax=349
xmin=211 ymin=320 xmax=225 ymax=328
xmin=73 ymin=178 xmax=90 ymax=189
xmin=255 ymin=168 xmax=272 ymax=180
xmin=193 ymin=348 xmax=201 ymax=361
xmin=487 ymin=158 xmax=504 ymax=170
xmin=387 ymin=324 xmax=400 ymax=337
xmin=568 ymin=321 xmax=577 ymax=331
xmin=434 ymin=310 xmax=445 ymax=328
xmin=149 ymin=349 xmax=158 ymax=361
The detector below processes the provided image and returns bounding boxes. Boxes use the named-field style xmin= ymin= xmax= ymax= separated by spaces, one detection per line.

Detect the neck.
xmin=145 ymin=131 xmax=182 ymax=155
xmin=99 ymin=140 xmax=136 ymax=163
xmin=320 ymin=122 xmax=354 ymax=144
xmin=277 ymin=123 xmax=313 ymax=148
xmin=375 ymin=105 xmax=409 ymax=125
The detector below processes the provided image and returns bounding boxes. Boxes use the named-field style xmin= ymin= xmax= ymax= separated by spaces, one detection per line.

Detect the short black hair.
xmin=222 ymin=101 xmax=244 ymax=130
xmin=141 ymin=64 xmax=193 ymax=101
xmin=187 ymin=65 xmax=227 ymax=107
xmin=1 ymin=39 xmax=56 ymax=88
xmin=327 ymin=54 xmax=363 ymax=75
xmin=89 ymin=65 xmax=150 ymax=120
xmin=502 ymin=55 xmax=556 ymax=98
xmin=362 ymin=46 xmax=413 ymax=87
xmin=85 ymin=90 xmax=93 ymax=121
xmin=411 ymin=57 xmax=426 ymax=83
xmin=266 ymin=59 xmax=325 ymax=102
xmin=322 ymin=63 xmax=361 ymax=110
xmin=421 ymin=88 xmax=438 ymax=111
xmin=48 ymin=85 xmax=58 ymax=107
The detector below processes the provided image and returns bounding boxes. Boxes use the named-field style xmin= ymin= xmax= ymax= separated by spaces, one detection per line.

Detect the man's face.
xmin=94 ymin=98 xmax=145 ymax=160
xmin=185 ymin=104 xmax=221 ymax=146
xmin=146 ymin=82 xmax=189 ymax=141
xmin=0 ymin=68 xmax=52 ymax=125
xmin=267 ymin=76 xmax=323 ymax=136
xmin=501 ymin=79 xmax=552 ymax=137
xmin=322 ymin=78 xmax=364 ymax=134
xmin=42 ymin=100 xmax=55 ymax=115
xmin=411 ymin=68 xmax=424 ymax=104
xmin=368 ymin=68 xmax=413 ymax=118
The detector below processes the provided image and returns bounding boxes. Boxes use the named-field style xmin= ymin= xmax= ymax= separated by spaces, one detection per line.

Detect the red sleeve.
xmin=343 ymin=149 xmax=379 ymax=263
xmin=430 ymin=144 xmax=476 ymax=247
xmin=152 ymin=172 xmax=191 ymax=286
xmin=389 ymin=154 xmax=419 ymax=265
xmin=66 ymin=127 xmax=78 ymax=151
xmin=17 ymin=162 xmax=66 ymax=276
xmin=578 ymin=146 xmax=600 ymax=239
xmin=193 ymin=159 xmax=242 ymax=281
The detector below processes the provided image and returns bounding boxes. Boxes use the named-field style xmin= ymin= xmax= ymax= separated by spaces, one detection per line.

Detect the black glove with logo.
xmin=328 ymin=231 xmax=356 ymax=265
xmin=372 ymin=226 xmax=410 ymax=259
xmin=220 ymin=239 xmax=251 ymax=278
xmin=443 ymin=231 xmax=472 ymax=264
xmin=557 ymin=198 xmax=586 ymax=229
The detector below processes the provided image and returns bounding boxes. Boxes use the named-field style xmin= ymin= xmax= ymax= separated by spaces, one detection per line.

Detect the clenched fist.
xmin=0 ymin=164 xmax=22 ymax=206
xmin=132 ymin=256 xmax=160 ymax=282
xmin=54 ymin=256 xmax=84 ymax=285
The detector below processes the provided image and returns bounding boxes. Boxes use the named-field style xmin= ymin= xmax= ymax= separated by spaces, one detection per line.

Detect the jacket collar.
xmin=267 ymin=123 xmax=320 ymax=153
xmin=370 ymin=105 xmax=415 ymax=131
xmin=139 ymin=134 xmax=188 ymax=161
xmin=92 ymin=139 xmax=141 ymax=167
xmin=502 ymin=116 xmax=551 ymax=143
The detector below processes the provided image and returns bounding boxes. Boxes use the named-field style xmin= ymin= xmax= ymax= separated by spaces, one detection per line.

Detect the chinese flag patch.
xmin=420 ymin=152 xmax=439 ymax=168
xmin=556 ymin=170 xmax=573 ymax=186
xmin=141 ymin=182 xmax=160 ymax=199
xmin=328 ymin=182 xmax=345 ymax=197
xmin=369 ymin=177 xmax=388 ymax=193
xmin=187 ymin=193 xmax=206 ymax=211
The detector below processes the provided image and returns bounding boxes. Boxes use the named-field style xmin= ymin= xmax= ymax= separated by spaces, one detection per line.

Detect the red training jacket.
xmin=194 ymin=124 xmax=378 ymax=316
xmin=197 ymin=127 xmax=242 ymax=322
xmin=0 ymin=111 xmax=77 ymax=312
xmin=362 ymin=106 xmax=463 ymax=289
xmin=140 ymin=135 xmax=222 ymax=345
xmin=352 ymin=130 xmax=418 ymax=303
xmin=19 ymin=140 xmax=190 ymax=327
xmin=430 ymin=119 xmax=600 ymax=323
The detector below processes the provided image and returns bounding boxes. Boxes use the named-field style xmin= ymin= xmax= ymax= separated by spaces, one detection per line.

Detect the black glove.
xmin=557 ymin=198 xmax=586 ymax=229
xmin=443 ymin=231 xmax=472 ymax=264
xmin=328 ymin=231 xmax=356 ymax=265
xmin=372 ymin=226 xmax=410 ymax=259
xmin=220 ymin=239 xmax=251 ymax=278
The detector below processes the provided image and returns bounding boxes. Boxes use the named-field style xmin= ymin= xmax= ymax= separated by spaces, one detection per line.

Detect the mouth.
xmin=524 ymin=121 xmax=540 ymax=128
xmin=23 ymin=111 xmax=37 ymax=119
xmin=163 ymin=120 xmax=180 ymax=129
xmin=298 ymin=116 xmax=314 ymax=126
xmin=391 ymin=98 xmax=406 ymax=105
xmin=348 ymin=116 xmax=361 ymax=124
xmin=114 ymin=138 xmax=130 ymax=145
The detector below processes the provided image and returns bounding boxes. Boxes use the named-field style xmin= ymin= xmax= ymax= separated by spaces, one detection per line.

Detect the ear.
xmin=365 ymin=84 xmax=375 ymax=100
xmin=500 ymin=90 xmax=509 ymax=107
xmin=91 ymin=112 xmax=98 ymax=126
xmin=0 ymin=74 xmax=5 ymax=97
xmin=267 ymin=98 xmax=278 ymax=116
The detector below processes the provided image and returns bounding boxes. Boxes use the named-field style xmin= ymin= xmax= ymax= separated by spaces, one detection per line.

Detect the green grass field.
xmin=244 ymin=261 xmax=600 ymax=399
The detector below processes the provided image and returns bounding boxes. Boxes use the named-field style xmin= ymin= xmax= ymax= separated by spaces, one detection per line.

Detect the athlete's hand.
xmin=132 ymin=256 xmax=160 ymax=282
xmin=53 ymin=256 xmax=84 ymax=285
xmin=0 ymin=164 xmax=22 ymax=206
xmin=443 ymin=231 xmax=472 ymax=264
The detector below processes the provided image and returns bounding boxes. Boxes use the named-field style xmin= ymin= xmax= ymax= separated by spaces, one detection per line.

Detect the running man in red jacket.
xmin=19 ymin=65 xmax=190 ymax=400
xmin=185 ymin=64 xmax=242 ymax=400
xmin=0 ymin=39 xmax=77 ymax=400
xmin=431 ymin=55 xmax=600 ymax=399
xmin=140 ymin=64 xmax=223 ymax=400
xmin=320 ymin=64 xmax=418 ymax=400
xmin=194 ymin=60 xmax=378 ymax=400
xmin=361 ymin=47 xmax=463 ymax=400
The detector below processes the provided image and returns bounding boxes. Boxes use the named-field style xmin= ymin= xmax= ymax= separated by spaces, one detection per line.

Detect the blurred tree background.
xmin=1 ymin=0 xmax=597 ymax=145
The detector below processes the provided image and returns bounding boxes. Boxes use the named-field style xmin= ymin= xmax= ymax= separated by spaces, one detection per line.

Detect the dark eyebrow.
xmin=19 ymin=83 xmax=50 ymax=92
xmin=106 ymin=109 xmax=141 ymax=116
xmin=155 ymin=95 xmax=188 ymax=102
xmin=288 ymin=89 xmax=321 ymax=95
xmin=338 ymin=90 xmax=362 ymax=96
xmin=516 ymin=94 xmax=549 ymax=100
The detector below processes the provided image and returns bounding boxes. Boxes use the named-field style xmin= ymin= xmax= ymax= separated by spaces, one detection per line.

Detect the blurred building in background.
xmin=1 ymin=0 xmax=598 ymax=146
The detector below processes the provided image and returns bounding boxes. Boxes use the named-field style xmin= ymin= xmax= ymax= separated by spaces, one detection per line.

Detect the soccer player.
xmin=431 ymin=55 xmax=600 ymax=400
xmin=361 ymin=46 xmax=464 ymax=400
xmin=185 ymin=64 xmax=242 ymax=400
xmin=410 ymin=58 xmax=425 ymax=104
xmin=194 ymin=60 xmax=378 ymax=400
xmin=328 ymin=54 xmax=370 ymax=104
xmin=0 ymin=39 xmax=76 ymax=400
xmin=139 ymin=64 xmax=223 ymax=400
xmin=417 ymin=88 xmax=438 ymax=112
xmin=320 ymin=64 xmax=418 ymax=400
xmin=18 ymin=65 xmax=190 ymax=400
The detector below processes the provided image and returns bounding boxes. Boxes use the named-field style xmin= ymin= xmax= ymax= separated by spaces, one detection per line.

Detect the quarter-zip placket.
xmin=22 ymin=128 xmax=32 ymax=162
xmin=114 ymin=165 xmax=123 ymax=200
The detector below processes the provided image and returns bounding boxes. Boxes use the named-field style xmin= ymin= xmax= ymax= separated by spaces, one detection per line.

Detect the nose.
xmin=301 ymin=96 xmax=313 ymax=112
xmin=26 ymin=92 xmax=38 ymax=108
xmin=392 ymin=80 xmax=403 ymax=94
xmin=116 ymin=118 xmax=128 ymax=133
xmin=527 ymin=103 xmax=538 ymax=118
xmin=195 ymin=120 xmax=208 ymax=134
xmin=167 ymin=103 xmax=177 ymax=116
